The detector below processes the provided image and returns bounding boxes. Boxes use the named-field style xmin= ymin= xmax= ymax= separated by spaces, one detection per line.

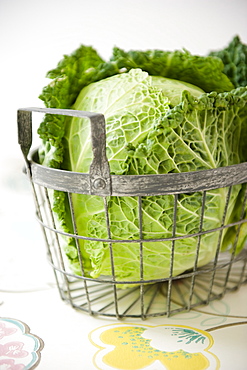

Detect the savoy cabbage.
xmin=38 ymin=36 xmax=247 ymax=284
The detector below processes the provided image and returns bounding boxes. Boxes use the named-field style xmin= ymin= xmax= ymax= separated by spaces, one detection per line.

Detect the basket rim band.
xmin=30 ymin=153 xmax=247 ymax=196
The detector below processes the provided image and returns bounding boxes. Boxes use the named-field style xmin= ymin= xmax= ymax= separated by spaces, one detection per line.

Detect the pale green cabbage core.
xmin=151 ymin=75 xmax=204 ymax=107
xmin=64 ymin=69 xmax=204 ymax=174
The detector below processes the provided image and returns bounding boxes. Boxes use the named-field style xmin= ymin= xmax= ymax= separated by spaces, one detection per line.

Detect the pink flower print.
xmin=0 ymin=342 xmax=28 ymax=358
xmin=0 ymin=324 xmax=17 ymax=340
xmin=0 ymin=359 xmax=25 ymax=370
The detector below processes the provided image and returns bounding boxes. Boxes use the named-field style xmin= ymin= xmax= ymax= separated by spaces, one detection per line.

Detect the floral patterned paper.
xmin=0 ymin=318 xmax=44 ymax=370
xmin=90 ymin=323 xmax=220 ymax=370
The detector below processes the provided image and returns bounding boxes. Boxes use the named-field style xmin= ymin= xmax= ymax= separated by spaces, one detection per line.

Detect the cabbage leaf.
xmin=209 ymin=35 xmax=247 ymax=88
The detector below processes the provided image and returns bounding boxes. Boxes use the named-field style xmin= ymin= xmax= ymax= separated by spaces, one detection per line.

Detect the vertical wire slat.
xmin=187 ymin=191 xmax=207 ymax=310
xmin=67 ymin=192 xmax=92 ymax=315
xmin=43 ymin=188 xmax=73 ymax=305
xmin=235 ymin=186 xmax=247 ymax=289
xmin=31 ymin=182 xmax=62 ymax=299
xmin=103 ymin=196 xmax=120 ymax=318
xmin=166 ymin=193 xmax=178 ymax=316
xmin=222 ymin=185 xmax=247 ymax=295
xmin=206 ymin=186 xmax=232 ymax=303
xmin=138 ymin=196 xmax=145 ymax=319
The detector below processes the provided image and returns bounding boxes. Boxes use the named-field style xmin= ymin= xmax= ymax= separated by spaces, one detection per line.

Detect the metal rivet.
xmin=93 ymin=178 xmax=106 ymax=189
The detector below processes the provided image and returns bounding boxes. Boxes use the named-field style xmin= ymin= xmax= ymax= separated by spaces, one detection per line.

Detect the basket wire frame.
xmin=18 ymin=107 xmax=247 ymax=319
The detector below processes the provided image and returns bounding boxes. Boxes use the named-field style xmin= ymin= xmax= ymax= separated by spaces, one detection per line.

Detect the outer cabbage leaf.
xmin=110 ymin=47 xmax=234 ymax=93
xmin=38 ymin=45 xmax=121 ymax=168
xmin=209 ymin=35 xmax=247 ymax=88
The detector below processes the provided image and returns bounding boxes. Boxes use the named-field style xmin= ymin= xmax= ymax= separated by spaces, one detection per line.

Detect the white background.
xmin=0 ymin=2 xmax=247 ymax=369
xmin=0 ymin=0 xmax=247 ymax=162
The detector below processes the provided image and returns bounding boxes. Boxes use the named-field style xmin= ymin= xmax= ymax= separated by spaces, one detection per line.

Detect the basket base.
xmin=52 ymin=249 xmax=247 ymax=319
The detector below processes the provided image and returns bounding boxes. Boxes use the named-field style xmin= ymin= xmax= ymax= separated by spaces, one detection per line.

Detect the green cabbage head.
xmin=60 ymin=68 xmax=246 ymax=284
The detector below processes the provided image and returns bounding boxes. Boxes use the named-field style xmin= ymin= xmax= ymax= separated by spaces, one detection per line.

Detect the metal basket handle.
xmin=17 ymin=107 xmax=112 ymax=196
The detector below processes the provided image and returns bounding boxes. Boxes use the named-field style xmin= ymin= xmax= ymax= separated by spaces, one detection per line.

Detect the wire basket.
xmin=18 ymin=107 xmax=247 ymax=319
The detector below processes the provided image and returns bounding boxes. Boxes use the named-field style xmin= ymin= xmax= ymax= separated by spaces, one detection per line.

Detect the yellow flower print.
xmin=90 ymin=324 xmax=220 ymax=370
